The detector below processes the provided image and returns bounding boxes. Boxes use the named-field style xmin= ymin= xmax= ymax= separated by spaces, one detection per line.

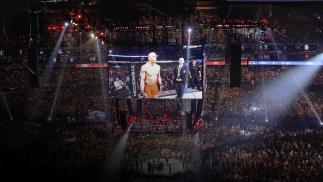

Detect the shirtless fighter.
xmin=140 ymin=52 xmax=163 ymax=98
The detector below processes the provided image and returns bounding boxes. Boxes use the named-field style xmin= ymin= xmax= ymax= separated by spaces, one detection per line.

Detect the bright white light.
xmin=64 ymin=22 xmax=69 ymax=26
xmin=265 ymin=119 xmax=268 ymax=122
xmin=109 ymin=50 xmax=112 ymax=54
xmin=40 ymin=24 xmax=68 ymax=88
xmin=304 ymin=44 xmax=309 ymax=50
xmin=0 ymin=91 xmax=13 ymax=121
xmin=101 ymin=41 xmax=104 ymax=45
xmin=301 ymin=89 xmax=323 ymax=127
xmin=90 ymin=33 xmax=95 ymax=39
xmin=250 ymin=106 xmax=260 ymax=112
xmin=105 ymin=124 xmax=133 ymax=179
xmin=188 ymin=28 xmax=192 ymax=33
xmin=251 ymin=53 xmax=323 ymax=120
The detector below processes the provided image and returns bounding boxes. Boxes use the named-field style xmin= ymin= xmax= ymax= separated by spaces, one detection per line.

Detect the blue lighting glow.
xmin=108 ymin=54 xmax=148 ymax=58
xmin=249 ymin=60 xmax=323 ymax=65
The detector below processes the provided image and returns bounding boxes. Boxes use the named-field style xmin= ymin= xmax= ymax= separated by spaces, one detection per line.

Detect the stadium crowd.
xmin=1 ymin=3 xmax=323 ymax=182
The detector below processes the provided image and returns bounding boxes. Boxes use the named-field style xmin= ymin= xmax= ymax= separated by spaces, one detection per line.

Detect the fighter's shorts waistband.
xmin=145 ymin=83 xmax=158 ymax=86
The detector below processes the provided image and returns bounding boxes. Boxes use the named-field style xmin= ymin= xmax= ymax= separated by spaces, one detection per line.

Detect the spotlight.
xmin=90 ymin=33 xmax=95 ymax=39
xmin=109 ymin=50 xmax=112 ymax=54
xmin=64 ymin=22 xmax=69 ymax=26
xmin=188 ymin=28 xmax=192 ymax=33
xmin=265 ymin=119 xmax=268 ymax=122
xmin=101 ymin=41 xmax=104 ymax=45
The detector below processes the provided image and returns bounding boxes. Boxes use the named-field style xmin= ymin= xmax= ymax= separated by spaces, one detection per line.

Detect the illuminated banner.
xmin=250 ymin=61 xmax=323 ymax=65
xmin=206 ymin=61 xmax=225 ymax=65
xmin=75 ymin=63 xmax=108 ymax=68
xmin=206 ymin=60 xmax=248 ymax=65
xmin=206 ymin=60 xmax=323 ymax=66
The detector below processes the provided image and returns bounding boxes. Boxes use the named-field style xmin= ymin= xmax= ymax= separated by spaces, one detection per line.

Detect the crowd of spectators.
xmin=2 ymin=5 xmax=323 ymax=181
xmin=0 ymin=121 xmax=121 ymax=181
xmin=205 ymin=65 xmax=323 ymax=123
xmin=200 ymin=126 xmax=323 ymax=181
xmin=2 ymin=115 xmax=322 ymax=181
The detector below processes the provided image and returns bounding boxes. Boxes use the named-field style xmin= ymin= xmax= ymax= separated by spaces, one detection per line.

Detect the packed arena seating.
xmin=1 ymin=118 xmax=323 ymax=181
xmin=2 ymin=53 xmax=323 ymax=181
xmin=1 ymin=1 xmax=323 ymax=182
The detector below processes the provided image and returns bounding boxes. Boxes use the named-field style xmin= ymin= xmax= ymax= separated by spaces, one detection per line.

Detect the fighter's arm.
xmin=157 ymin=66 xmax=162 ymax=91
xmin=140 ymin=66 xmax=145 ymax=94
xmin=157 ymin=69 xmax=162 ymax=86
